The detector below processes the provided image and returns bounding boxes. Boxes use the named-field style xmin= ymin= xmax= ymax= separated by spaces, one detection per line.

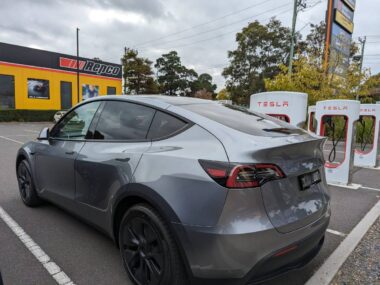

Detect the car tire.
xmin=118 ymin=204 xmax=187 ymax=285
xmin=17 ymin=160 xmax=42 ymax=207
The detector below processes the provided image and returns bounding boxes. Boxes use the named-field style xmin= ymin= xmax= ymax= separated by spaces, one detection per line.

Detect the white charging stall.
xmin=250 ymin=91 xmax=308 ymax=127
xmin=315 ymin=100 xmax=360 ymax=186
xmin=354 ymin=104 xmax=380 ymax=168
xmin=307 ymin=105 xmax=316 ymax=133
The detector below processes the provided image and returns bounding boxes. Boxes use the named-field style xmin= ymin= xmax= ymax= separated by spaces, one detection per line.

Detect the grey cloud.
xmin=0 ymin=0 xmax=379 ymax=90
xmin=59 ymin=0 xmax=166 ymax=18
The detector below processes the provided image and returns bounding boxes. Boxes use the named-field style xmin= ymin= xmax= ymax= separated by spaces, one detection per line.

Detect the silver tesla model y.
xmin=16 ymin=95 xmax=330 ymax=285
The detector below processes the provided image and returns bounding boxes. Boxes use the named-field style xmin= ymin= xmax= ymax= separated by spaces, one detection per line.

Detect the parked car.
xmin=16 ymin=95 xmax=330 ymax=285
xmin=53 ymin=110 xmax=67 ymax=123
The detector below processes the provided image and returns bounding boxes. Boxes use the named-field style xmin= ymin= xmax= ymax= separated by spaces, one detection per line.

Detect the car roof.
xmin=88 ymin=94 xmax=213 ymax=108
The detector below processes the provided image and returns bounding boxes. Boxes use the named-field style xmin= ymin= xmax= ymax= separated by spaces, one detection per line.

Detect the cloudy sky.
xmin=1 ymin=0 xmax=379 ymax=90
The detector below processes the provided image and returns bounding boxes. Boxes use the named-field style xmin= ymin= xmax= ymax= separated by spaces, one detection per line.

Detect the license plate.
xmin=299 ymin=170 xmax=321 ymax=190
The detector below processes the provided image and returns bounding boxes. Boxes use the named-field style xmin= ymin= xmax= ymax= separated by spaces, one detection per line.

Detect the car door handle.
xmin=65 ymin=151 xmax=75 ymax=155
xmin=115 ymin=158 xmax=130 ymax=162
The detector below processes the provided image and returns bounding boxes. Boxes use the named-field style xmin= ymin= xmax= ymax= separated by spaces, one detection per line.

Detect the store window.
xmin=28 ymin=78 xmax=50 ymax=99
xmin=107 ymin=86 xmax=116 ymax=95
xmin=60 ymin=81 xmax=72 ymax=110
xmin=0 ymin=74 xmax=15 ymax=109
xmin=82 ymin=84 xmax=99 ymax=100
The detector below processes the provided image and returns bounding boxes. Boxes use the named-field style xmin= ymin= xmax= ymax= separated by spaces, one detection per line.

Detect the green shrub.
xmin=0 ymin=110 xmax=58 ymax=122
xmin=355 ymin=116 xmax=375 ymax=147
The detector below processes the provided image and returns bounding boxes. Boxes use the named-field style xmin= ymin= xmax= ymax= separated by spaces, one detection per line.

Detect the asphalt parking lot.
xmin=0 ymin=122 xmax=379 ymax=285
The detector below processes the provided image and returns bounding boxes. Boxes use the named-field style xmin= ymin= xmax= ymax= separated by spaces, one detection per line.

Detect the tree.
xmin=155 ymin=51 xmax=198 ymax=96
xmin=223 ymin=18 xmax=295 ymax=105
xmin=194 ymin=89 xmax=213 ymax=100
xmin=264 ymin=57 xmax=333 ymax=105
xmin=298 ymin=22 xmax=326 ymax=66
xmin=216 ymin=88 xmax=230 ymax=100
xmin=121 ymin=48 xmax=158 ymax=94
xmin=356 ymin=72 xmax=380 ymax=102
xmin=264 ymin=55 xmax=373 ymax=106
xmin=191 ymin=73 xmax=217 ymax=98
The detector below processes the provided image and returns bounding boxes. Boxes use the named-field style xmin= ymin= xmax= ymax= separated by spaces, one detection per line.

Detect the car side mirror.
xmin=38 ymin=127 xmax=50 ymax=140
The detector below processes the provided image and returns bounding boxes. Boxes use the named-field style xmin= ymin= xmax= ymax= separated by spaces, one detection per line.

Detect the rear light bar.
xmin=199 ymin=160 xmax=285 ymax=189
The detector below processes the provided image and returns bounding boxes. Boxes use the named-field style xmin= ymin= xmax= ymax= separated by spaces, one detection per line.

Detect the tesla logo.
xmin=59 ymin=57 xmax=121 ymax=76
xmin=323 ymin=106 xmax=348 ymax=111
xmin=257 ymin=101 xmax=289 ymax=108
xmin=360 ymin=108 xmax=375 ymax=112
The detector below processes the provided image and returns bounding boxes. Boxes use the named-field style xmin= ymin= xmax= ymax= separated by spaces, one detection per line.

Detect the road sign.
xmin=324 ymin=0 xmax=355 ymax=77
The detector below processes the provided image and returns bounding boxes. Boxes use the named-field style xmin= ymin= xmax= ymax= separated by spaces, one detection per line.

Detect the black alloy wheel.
xmin=123 ymin=217 xmax=164 ymax=285
xmin=17 ymin=160 xmax=42 ymax=207
xmin=119 ymin=204 xmax=186 ymax=285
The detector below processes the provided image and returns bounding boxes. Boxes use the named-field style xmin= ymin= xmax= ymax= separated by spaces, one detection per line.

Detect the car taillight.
xmin=199 ymin=160 xmax=285 ymax=189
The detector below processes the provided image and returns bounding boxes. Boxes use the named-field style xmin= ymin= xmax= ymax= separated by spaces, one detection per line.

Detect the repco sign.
xmin=59 ymin=57 xmax=121 ymax=77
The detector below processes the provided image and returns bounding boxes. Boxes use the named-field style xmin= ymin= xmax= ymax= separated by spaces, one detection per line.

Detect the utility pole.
xmin=123 ymin=46 xmax=127 ymax=95
xmin=358 ymin=36 xmax=366 ymax=72
xmin=288 ymin=0 xmax=306 ymax=76
xmin=323 ymin=0 xmax=334 ymax=73
xmin=76 ymin=28 xmax=80 ymax=103
xmin=356 ymin=36 xmax=367 ymax=100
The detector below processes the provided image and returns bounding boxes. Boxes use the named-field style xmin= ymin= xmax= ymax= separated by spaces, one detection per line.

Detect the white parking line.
xmin=0 ymin=207 xmax=75 ymax=285
xmin=360 ymin=186 xmax=380 ymax=192
xmin=0 ymin=135 xmax=24 ymax=145
xmin=326 ymin=228 xmax=346 ymax=237
xmin=23 ymin=129 xmax=39 ymax=133
xmin=306 ymin=200 xmax=380 ymax=285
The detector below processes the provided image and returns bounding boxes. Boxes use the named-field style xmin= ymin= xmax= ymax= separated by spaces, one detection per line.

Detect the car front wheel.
xmin=17 ymin=160 xmax=42 ymax=207
xmin=118 ymin=204 xmax=186 ymax=285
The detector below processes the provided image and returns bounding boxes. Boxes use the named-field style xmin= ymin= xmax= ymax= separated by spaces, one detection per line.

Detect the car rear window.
xmin=181 ymin=103 xmax=305 ymax=137
xmin=147 ymin=111 xmax=187 ymax=140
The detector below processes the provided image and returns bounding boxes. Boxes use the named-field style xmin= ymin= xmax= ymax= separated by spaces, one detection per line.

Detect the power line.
xmin=137 ymin=3 xmax=291 ymax=49
xmin=304 ymin=0 xmax=326 ymax=10
xmin=133 ymin=0 xmax=285 ymax=47
xmin=139 ymin=4 xmax=292 ymax=50
xmin=148 ymin=7 xmax=292 ymax=51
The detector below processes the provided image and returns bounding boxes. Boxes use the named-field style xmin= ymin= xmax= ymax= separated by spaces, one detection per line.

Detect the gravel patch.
xmin=331 ymin=217 xmax=380 ymax=285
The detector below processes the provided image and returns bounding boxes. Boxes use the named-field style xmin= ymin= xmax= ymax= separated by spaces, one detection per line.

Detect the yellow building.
xmin=0 ymin=42 xmax=122 ymax=110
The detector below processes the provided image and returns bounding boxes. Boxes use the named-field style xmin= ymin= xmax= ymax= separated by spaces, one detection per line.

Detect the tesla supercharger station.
xmin=354 ymin=104 xmax=380 ymax=168
xmin=250 ymin=91 xmax=308 ymax=127
xmin=307 ymin=105 xmax=316 ymax=133
xmin=315 ymin=100 xmax=360 ymax=186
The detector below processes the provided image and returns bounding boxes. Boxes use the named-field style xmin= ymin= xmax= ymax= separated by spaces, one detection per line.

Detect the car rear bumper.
xmin=172 ymin=204 xmax=330 ymax=284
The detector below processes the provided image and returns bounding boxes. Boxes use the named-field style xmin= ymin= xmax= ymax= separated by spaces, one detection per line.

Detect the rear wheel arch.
xmin=112 ymin=185 xmax=193 ymax=279
xmin=112 ymin=185 xmax=181 ymax=244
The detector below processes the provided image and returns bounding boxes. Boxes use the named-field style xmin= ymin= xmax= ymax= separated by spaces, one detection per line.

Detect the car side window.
xmin=93 ymin=101 xmax=155 ymax=140
xmin=50 ymin=101 xmax=101 ymax=140
xmin=147 ymin=111 xmax=187 ymax=140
